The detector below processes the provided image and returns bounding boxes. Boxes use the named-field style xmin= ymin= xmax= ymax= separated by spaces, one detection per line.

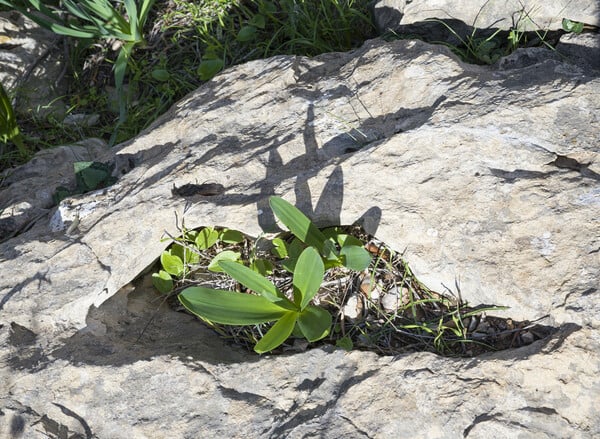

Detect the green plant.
xmin=0 ymin=0 xmax=156 ymax=143
xmin=561 ymin=18 xmax=584 ymax=34
xmin=269 ymin=196 xmax=371 ymax=272
xmin=0 ymin=82 xmax=28 ymax=158
xmin=425 ymin=3 xmax=561 ymax=65
xmin=53 ymin=160 xmax=117 ymax=203
xmin=151 ymin=200 xmax=542 ymax=357
xmin=152 ymin=226 xmax=245 ymax=293
xmin=176 ymin=0 xmax=375 ymax=80
xmin=179 ymin=246 xmax=332 ymax=354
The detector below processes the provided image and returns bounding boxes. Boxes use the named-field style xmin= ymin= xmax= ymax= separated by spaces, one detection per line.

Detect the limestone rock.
xmin=372 ymin=0 xmax=600 ymax=55
xmin=0 ymin=139 xmax=109 ymax=241
xmin=373 ymin=0 xmax=600 ymax=33
xmin=1 ymin=37 xmax=599 ymax=437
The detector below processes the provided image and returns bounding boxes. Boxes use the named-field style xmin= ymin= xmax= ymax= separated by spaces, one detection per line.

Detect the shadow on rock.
xmin=44 ymin=273 xmax=256 ymax=368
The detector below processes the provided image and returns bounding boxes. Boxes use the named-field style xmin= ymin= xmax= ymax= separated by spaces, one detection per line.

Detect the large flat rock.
xmin=1 ymin=38 xmax=599 ymax=437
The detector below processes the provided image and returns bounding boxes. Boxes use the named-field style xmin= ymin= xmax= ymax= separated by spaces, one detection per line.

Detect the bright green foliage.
xmin=160 ymin=249 xmax=185 ymax=277
xmin=0 ymin=0 xmax=156 ymax=144
xmin=562 ymin=18 xmax=584 ymax=34
xmin=152 ymin=226 xmax=246 ymax=292
xmin=152 ymin=270 xmax=174 ymax=293
xmin=179 ymin=247 xmax=332 ymax=354
xmin=195 ymin=227 xmax=219 ymax=249
xmin=0 ymin=82 xmax=27 ymax=157
xmin=53 ymin=161 xmax=117 ymax=203
xmin=269 ymin=196 xmax=371 ymax=271
xmin=207 ymin=250 xmax=241 ymax=272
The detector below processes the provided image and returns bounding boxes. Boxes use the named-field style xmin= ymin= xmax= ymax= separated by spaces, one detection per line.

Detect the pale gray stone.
xmin=0 ymin=139 xmax=109 ymax=241
xmin=1 ymin=37 xmax=599 ymax=437
xmin=373 ymin=0 xmax=600 ymax=33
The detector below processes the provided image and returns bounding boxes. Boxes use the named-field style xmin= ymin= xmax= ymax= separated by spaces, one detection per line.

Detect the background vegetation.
xmin=0 ymin=0 xmax=375 ymax=171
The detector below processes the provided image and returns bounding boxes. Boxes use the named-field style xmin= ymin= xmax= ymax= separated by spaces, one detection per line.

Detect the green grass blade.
xmin=254 ymin=311 xmax=297 ymax=353
xmin=269 ymin=196 xmax=327 ymax=253
xmin=179 ymin=286 xmax=287 ymax=325
xmin=124 ymin=0 xmax=139 ymax=41
xmin=293 ymin=247 xmax=324 ymax=310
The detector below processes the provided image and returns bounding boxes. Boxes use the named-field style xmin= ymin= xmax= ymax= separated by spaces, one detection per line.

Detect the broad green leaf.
xmin=171 ymin=243 xmax=199 ymax=265
xmin=219 ymin=260 xmax=296 ymax=310
xmin=151 ymin=270 xmax=173 ymax=293
xmin=197 ymin=58 xmax=224 ymax=81
xmin=250 ymin=258 xmax=273 ymax=276
xmin=335 ymin=234 xmax=364 ymax=248
xmin=281 ymin=238 xmax=304 ymax=273
xmin=269 ymin=196 xmax=327 ymax=253
xmin=335 ymin=335 xmax=353 ymax=351
xmin=322 ymin=238 xmax=339 ymax=261
xmin=249 ymin=14 xmax=266 ymax=29
xmin=293 ymin=247 xmax=324 ymax=310
xmin=220 ymin=229 xmax=244 ymax=244
xmin=297 ymin=305 xmax=331 ymax=342
xmin=340 ymin=245 xmax=372 ymax=271
xmin=562 ymin=18 xmax=584 ymax=34
xmin=196 ymin=227 xmax=219 ymax=249
xmin=271 ymin=237 xmax=288 ymax=258
xmin=322 ymin=227 xmax=342 ymax=241
xmin=151 ymin=69 xmax=170 ymax=81
xmin=208 ymin=250 xmax=240 ymax=272
xmin=74 ymin=161 xmax=110 ymax=190
xmin=237 ymin=25 xmax=257 ymax=42
xmin=179 ymin=287 xmax=287 ymax=325
xmin=160 ymin=250 xmax=184 ymax=276
xmin=254 ymin=311 xmax=297 ymax=354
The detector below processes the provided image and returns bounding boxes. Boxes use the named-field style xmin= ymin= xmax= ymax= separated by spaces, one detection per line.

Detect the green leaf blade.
xmin=293 ymin=247 xmax=324 ymax=310
xmin=179 ymin=287 xmax=287 ymax=325
xmin=196 ymin=227 xmax=219 ymax=249
xmin=340 ymin=245 xmax=372 ymax=271
xmin=254 ymin=311 xmax=297 ymax=354
xmin=207 ymin=250 xmax=240 ymax=272
xmin=269 ymin=196 xmax=327 ymax=253
xmin=297 ymin=305 xmax=331 ymax=342
xmin=219 ymin=260 xmax=296 ymax=311
xmin=160 ymin=250 xmax=184 ymax=277
xmin=152 ymin=270 xmax=173 ymax=293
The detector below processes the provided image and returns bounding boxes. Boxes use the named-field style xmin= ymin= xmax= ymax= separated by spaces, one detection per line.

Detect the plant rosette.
xmin=153 ymin=197 xmax=551 ymax=357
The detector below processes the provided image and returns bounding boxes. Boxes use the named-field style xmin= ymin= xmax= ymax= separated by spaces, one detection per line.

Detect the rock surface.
xmin=373 ymin=0 xmax=600 ymax=33
xmin=1 ymin=17 xmax=600 ymax=439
